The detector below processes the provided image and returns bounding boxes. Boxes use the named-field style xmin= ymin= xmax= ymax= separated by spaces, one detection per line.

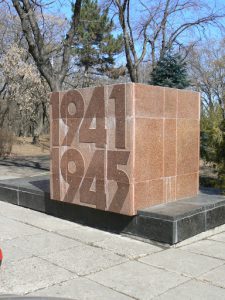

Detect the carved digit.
xmin=79 ymin=87 xmax=106 ymax=148
xmin=60 ymin=149 xmax=84 ymax=202
xmin=60 ymin=90 xmax=84 ymax=146
xmin=51 ymin=148 xmax=60 ymax=200
xmin=107 ymin=150 xmax=130 ymax=212
xmin=109 ymin=85 xmax=126 ymax=149
xmin=80 ymin=150 xmax=106 ymax=210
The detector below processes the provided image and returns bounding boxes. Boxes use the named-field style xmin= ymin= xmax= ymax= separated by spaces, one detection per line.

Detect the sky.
xmin=43 ymin=0 xmax=225 ymax=66
xmin=51 ymin=0 xmax=225 ymax=16
xmin=49 ymin=0 xmax=225 ymax=39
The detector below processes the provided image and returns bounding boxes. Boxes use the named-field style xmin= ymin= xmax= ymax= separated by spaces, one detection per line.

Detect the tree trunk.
xmin=32 ymin=134 xmax=40 ymax=145
xmin=32 ymin=103 xmax=43 ymax=144
xmin=12 ymin=0 xmax=82 ymax=92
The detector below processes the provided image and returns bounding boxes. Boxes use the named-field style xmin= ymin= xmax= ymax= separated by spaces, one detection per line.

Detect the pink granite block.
xmin=134 ymin=118 xmax=163 ymax=182
xmin=164 ymin=88 xmax=178 ymax=119
xmin=177 ymin=90 xmax=200 ymax=119
xmin=164 ymin=119 xmax=176 ymax=177
xmin=177 ymin=119 xmax=199 ymax=175
xmin=50 ymin=84 xmax=200 ymax=215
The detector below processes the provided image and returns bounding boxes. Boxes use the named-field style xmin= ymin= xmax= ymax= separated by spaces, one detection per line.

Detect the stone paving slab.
xmin=1 ymin=201 xmax=225 ymax=299
xmin=199 ymin=265 xmax=225 ymax=289
xmin=0 ymin=216 xmax=45 ymax=241
xmin=93 ymin=235 xmax=164 ymax=259
xmin=154 ymin=280 xmax=225 ymax=300
xmin=0 ymin=201 xmax=83 ymax=232
xmin=0 ymin=175 xmax=50 ymax=196
xmin=0 ymin=240 xmax=32 ymax=264
xmin=2 ymin=232 xmax=82 ymax=256
xmin=181 ymin=239 xmax=225 ymax=260
xmin=55 ymin=226 xmax=114 ymax=244
xmin=0 ymin=155 xmax=50 ymax=167
xmin=208 ymin=231 xmax=225 ymax=243
xmin=30 ymin=278 xmax=132 ymax=299
xmin=0 ymin=256 xmax=75 ymax=295
xmin=139 ymin=248 xmax=224 ymax=277
xmin=87 ymin=260 xmax=189 ymax=299
xmin=40 ymin=245 xmax=127 ymax=276
xmin=0 ymin=170 xmax=49 ymax=181
xmin=0 ymin=156 xmax=49 ymax=178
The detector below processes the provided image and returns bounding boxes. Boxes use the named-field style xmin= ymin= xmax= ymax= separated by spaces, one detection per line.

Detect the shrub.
xmin=200 ymin=106 xmax=223 ymax=163
xmin=200 ymin=106 xmax=225 ymax=192
xmin=0 ymin=129 xmax=14 ymax=157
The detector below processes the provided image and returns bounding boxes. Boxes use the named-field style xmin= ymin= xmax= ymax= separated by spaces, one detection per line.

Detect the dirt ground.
xmin=11 ymin=135 xmax=50 ymax=157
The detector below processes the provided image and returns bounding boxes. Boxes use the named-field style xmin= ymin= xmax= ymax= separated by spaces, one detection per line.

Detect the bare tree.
xmin=144 ymin=0 xmax=224 ymax=65
xmin=1 ymin=44 xmax=49 ymax=142
xmin=110 ymin=0 xmax=149 ymax=82
xmin=0 ymin=8 xmax=59 ymax=142
xmin=12 ymin=0 xmax=83 ymax=91
xmin=109 ymin=0 xmax=225 ymax=83
xmin=189 ymin=39 xmax=225 ymax=118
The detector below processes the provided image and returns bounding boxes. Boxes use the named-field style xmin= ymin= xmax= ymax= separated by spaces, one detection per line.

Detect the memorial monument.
xmin=50 ymin=83 xmax=200 ymax=216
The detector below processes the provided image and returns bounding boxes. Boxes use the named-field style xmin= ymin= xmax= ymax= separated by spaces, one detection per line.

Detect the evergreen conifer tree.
xmin=73 ymin=0 xmax=123 ymax=86
xmin=150 ymin=53 xmax=190 ymax=89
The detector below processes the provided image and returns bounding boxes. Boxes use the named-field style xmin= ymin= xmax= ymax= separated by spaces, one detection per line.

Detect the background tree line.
xmin=0 ymin=0 xmax=225 ymax=187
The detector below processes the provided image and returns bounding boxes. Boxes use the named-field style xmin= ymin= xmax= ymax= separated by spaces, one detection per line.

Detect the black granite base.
xmin=0 ymin=176 xmax=225 ymax=244
xmin=137 ymin=190 xmax=225 ymax=244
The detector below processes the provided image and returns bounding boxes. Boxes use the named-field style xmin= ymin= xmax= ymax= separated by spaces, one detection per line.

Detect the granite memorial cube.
xmin=50 ymin=83 xmax=200 ymax=216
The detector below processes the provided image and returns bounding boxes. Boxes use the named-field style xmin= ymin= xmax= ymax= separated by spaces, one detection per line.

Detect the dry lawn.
xmin=12 ymin=135 xmax=50 ymax=157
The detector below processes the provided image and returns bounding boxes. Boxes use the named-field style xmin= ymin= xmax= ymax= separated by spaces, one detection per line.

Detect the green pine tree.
xmin=73 ymin=0 xmax=123 ymax=86
xmin=150 ymin=53 xmax=190 ymax=89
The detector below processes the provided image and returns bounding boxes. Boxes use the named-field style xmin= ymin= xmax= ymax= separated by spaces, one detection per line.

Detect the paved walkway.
xmin=1 ymin=202 xmax=225 ymax=299
xmin=0 ymin=156 xmax=49 ymax=180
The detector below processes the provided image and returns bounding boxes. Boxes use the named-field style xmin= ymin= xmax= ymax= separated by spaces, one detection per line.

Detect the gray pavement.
xmin=1 ymin=202 xmax=225 ymax=299
xmin=0 ymin=156 xmax=49 ymax=180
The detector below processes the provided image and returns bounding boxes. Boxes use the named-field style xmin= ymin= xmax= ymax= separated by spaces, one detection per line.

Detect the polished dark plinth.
xmin=137 ymin=190 xmax=225 ymax=244
xmin=0 ymin=175 xmax=224 ymax=244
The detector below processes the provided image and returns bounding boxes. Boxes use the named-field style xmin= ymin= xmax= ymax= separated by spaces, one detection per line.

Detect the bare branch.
xmin=12 ymin=0 xmax=82 ymax=91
